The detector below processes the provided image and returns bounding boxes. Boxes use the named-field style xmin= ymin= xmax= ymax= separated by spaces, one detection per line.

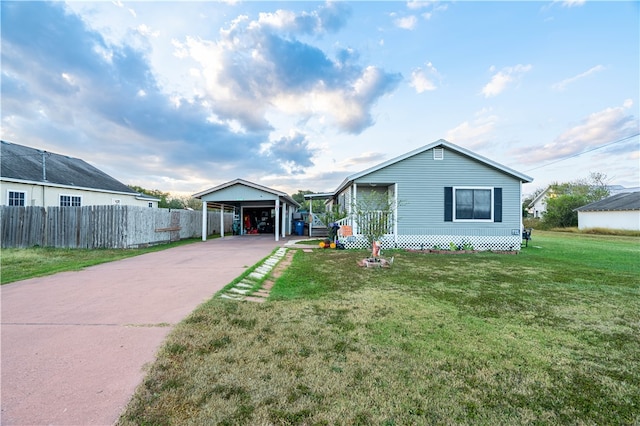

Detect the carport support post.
xmin=275 ymin=199 xmax=280 ymax=242
xmin=202 ymin=201 xmax=207 ymax=241
xmin=281 ymin=203 xmax=287 ymax=238
xmin=220 ymin=204 xmax=225 ymax=238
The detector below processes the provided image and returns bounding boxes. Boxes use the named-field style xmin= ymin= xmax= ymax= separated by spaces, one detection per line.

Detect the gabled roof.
xmin=333 ymin=139 xmax=533 ymax=195
xmin=575 ymin=191 xmax=640 ymax=212
xmin=192 ymin=178 xmax=300 ymax=207
xmin=527 ymin=187 xmax=552 ymax=208
xmin=1 ymin=140 xmax=138 ymax=195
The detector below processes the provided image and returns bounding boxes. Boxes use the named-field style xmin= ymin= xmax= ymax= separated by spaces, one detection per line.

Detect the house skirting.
xmin=339 ymin=232 xmax=522 ymax=251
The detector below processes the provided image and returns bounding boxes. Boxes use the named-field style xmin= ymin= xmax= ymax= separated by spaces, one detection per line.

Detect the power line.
xmin=525 ymin=133 xmax=640 ymax=173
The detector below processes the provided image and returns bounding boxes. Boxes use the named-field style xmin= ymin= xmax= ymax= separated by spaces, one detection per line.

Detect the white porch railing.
xmin=335 ymin=211 xmax=393 ymax=237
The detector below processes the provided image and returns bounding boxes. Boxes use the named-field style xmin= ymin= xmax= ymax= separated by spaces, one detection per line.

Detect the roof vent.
xmin=433 ymin=147 xmax=444 ymax=160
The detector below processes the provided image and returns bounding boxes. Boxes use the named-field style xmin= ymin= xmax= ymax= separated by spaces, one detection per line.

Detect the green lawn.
xmin=0 ymin=238 xmax=204 ymax=284
xmin=113 ymin=231 xmax=636 ymax=424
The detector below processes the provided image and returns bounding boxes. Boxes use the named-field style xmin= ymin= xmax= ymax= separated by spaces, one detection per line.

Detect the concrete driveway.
xmin=1 ymin=235 xmax=301 ymax=425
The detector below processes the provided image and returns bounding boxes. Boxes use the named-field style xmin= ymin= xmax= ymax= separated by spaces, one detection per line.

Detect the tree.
xmin=541 ymin=172 xmax=610 ymax=228
xmin=291 ymin=189 xmax=325 ymax=212
xmin=128 ymin=185 xmax=186 ymax=209
xmin=350 ymin=189 xmax=397 ymax=246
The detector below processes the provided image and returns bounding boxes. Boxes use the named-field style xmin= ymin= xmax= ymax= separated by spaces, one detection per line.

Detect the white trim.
xmin=275 ymin=199 xmax=280 ymax=242
xmin=202 ymin=201 xmax=207 ymax=241
xmin=0 ymin=177 xmax=140 ymax=197
xmin=7 ymin=189 xmax=27 ymax=206
xmin=59 ymin=194 xmax=82 ymax=207
xmin=453 ymin=187 xmax=493 ymax=222
xmin=334 ymin=139 xmax=533 ymax=195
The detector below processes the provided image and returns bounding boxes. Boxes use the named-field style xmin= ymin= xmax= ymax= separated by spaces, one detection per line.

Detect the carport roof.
xmin=192 ymin=178 xmax=300 ymax=208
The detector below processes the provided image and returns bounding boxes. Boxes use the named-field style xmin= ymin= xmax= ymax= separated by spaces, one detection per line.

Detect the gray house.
xmin=312 ymin=139 xmax=533 ymax=251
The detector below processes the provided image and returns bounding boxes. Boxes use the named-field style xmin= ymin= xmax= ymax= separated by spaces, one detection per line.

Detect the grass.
xmin=0 ymin=238 xmax=206 ymax=284
xmin=115 ymin=231 xmax=636 ymax=424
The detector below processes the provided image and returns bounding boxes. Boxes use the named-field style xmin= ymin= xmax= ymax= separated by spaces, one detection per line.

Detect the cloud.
xmin=263 ymin=131 xmax=315 ymax=174
xmin=341 ymin=151 xmax=388 ymax=168
xmin=254 ymin=2 xmax=351 ymax=35
xmin=1 ymin=2 xmax=266 ymax=183
xmin=512 ymin=100 xmax=639 ymax=164
xmin=557 ymin=0 xmax=586 ymax=7
xmin=1 ymin=1 xmax=401 ymax=193
xmin=410 ymin=62 xmax=440 ymax=93
xmin=552 ymin=65 xmax=605 ymax=91
xmin=183 ymin=7 xmax=402 ymax=134
xmin=481 ymin=64 xmax=532 ymax=98
xmin=394 ymin=15 xmax=417 ymax=30
xmin=445 ymin=109 xmax=499 ymax=149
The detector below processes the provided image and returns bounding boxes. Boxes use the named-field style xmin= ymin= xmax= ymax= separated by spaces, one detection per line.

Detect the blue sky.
xmin=2 ymin=1 xmax=638 ymax=197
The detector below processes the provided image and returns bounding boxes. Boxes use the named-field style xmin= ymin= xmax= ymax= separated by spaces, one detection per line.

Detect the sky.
xmin=2 ymin=1 xmax=639 ymax=198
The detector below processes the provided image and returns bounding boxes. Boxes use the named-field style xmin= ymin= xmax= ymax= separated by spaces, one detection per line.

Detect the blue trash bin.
xmin=295 ymin=220 xmax=304 ymax=236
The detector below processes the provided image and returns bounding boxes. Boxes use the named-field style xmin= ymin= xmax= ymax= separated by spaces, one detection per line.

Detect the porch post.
xmin=352 ymin=184 xmax=358 ymax=235
xmin=309 ymin=197 xmax=313 ymax=238
xmin=201 ymin=200 xmax=207 ymax=241
xmin=281 ymin=202 xmax=287 ymax=238
xmin=393 ymin=183 xmax=398 ymax=245
xmin=220 ymin=204 xmax=225 ymax=238
xmin=275 ymin=199 xmax=280 ymax=242
xmin=240 ymin=206 xmax=244 ymax=235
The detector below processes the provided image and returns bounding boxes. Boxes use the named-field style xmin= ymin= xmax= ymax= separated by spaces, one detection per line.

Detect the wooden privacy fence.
xmin=1 ymin=206 xmax=233 ymax=249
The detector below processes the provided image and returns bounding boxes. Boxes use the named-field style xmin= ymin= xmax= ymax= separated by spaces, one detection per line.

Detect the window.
xmin=60 ymin=195 xmax=81 ymax=207
xmin=455 ymin=188 xmax=492 ymax=220
xmin=433 ymin=147 xmax=444 ymax=160
xmin=444 ymin=187 xmax=502 ymax=222
xmin=148 ymin=202 xmax=153 ymax=208
xmin=8 ymin=191 xmax=26 ymax=206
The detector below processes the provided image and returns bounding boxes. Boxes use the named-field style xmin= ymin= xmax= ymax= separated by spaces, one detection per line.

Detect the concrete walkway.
xmin=1 ymin=235 xmax=305 ymax=426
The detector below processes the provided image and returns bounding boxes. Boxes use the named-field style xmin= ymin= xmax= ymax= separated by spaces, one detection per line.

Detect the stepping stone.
xmin=229 ymin=288 xmax=249 ymax=294
xmin=236 ymin=283 xmax=253 ymax=288
xmin=220 ymin=294 xmax=243 ymax=300
xmin=249 ymin=272 xmax=265 ymax=280
xmin=303 ymin=249 xmax=313 ymax=253
xmin=262 ymin=281 xmax=274 ymax=290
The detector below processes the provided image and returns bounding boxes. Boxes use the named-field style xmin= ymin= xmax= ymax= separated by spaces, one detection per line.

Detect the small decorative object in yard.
xmin=357 ymin=240 xmax=394 ymax=268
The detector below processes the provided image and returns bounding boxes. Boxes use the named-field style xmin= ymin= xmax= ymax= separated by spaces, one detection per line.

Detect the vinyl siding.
xmin=352 ymin=147 xmax=522 ymax=233
xmin=200 ymin=184 xmax=279 ymax=203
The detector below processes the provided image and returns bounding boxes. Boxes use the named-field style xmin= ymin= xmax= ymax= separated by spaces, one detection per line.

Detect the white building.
xmin=576 ymin=191 xmax=640 ymax=231
xmin=1 ymin=141 xmax=158 ymax=208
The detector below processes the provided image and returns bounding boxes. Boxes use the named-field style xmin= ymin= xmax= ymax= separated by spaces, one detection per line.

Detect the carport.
xmin=192 ymin=179 xmax=300 ymax=242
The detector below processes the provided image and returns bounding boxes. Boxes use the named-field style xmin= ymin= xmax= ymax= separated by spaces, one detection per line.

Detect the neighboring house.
xmin=1 ymin=140 xmax=158 ymax=208
xmin=309 ymin=139 xmax=533 ymax=251
xmin=575 ymin=191 xmax=640 ymax=231
xmin=526 ymin=184 xmax=637 ymax=218
xmin=527 ymin=187 xmax=553 ymax=218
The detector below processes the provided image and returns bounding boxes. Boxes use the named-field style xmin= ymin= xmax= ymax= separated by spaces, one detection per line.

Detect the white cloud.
xmin=410 ymin=62 xmax=440 ymax=93
xmin=481 ymin=64 xmax=532 ymax=98
xmin=514 ymin=100 xmax=638 ymax=163
xmin=558 ymin=0 xmax=586 ymax=7
xmin=136 ymin=24 xmax=159 ymax=38
xmin=446 ymin=110 xmax=499 ymax=148
xmin=394 ymin=15 xmax=417 ymax=30
xmin=552 ymin=65 xmax=605 ymax=91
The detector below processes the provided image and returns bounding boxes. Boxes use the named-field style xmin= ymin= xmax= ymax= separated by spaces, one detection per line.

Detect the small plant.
xmin=432 ymin=245 xmax=441 ymax=250
xmin=461 ymin=241 xmax=474 ymax=251
xmin=449 ymin=242 xmax=459 ymax=251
